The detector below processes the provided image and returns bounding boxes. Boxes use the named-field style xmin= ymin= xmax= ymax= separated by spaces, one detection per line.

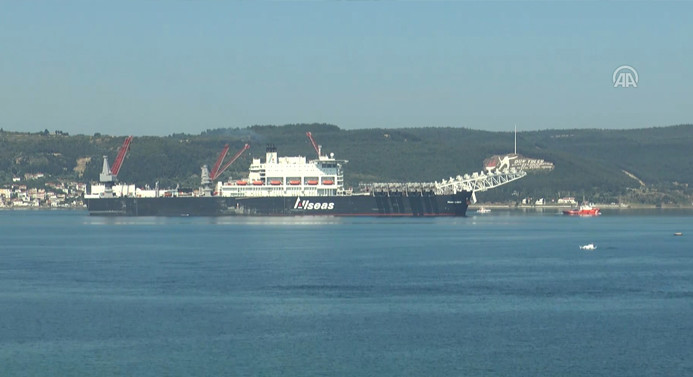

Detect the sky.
xmin=1 ymin=1 xmax=691 ymax=136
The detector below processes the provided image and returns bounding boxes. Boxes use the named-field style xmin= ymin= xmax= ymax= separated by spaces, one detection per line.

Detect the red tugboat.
xmin=563 ymin=203 xmax=601 ymax=216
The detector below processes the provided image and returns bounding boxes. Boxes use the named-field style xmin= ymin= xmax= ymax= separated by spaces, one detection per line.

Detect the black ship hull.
xmin=86 ymin=191 xmax=471 ymax=217
xmin=86 ymin=196 xmax=235 ymax=216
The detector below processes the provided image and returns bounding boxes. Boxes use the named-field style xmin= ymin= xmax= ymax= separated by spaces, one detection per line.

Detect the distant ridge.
xmin=1 ymin=124 xmax=691 ymax=205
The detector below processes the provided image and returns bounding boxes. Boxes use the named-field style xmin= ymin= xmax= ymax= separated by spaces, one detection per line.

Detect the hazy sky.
xmin=1 ymin=1 xmax=691 ymax=136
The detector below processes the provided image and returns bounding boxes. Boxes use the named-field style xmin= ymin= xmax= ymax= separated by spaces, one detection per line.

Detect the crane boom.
xmin=209 ymin=143 xmax=250 ymax=180
xmin=306 ymin=132 xmax=320 ymax=157
xmin=110 ymin=136 xmax=133 ymax=176
xmin=209 ymin=144 xmax=230 ymax=181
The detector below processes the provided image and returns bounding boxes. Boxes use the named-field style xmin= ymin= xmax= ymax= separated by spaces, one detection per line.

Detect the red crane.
xmin=306 ymin=132 xmax=321 ymax=157
xmin=209 ymin=143 xmax=250 ymax=180
xmin=110 ymin=136 xmax=133 ymax=176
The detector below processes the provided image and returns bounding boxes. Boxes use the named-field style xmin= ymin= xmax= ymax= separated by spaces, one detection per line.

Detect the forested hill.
xmin=1 ymin=124 xmax=692 ymax=204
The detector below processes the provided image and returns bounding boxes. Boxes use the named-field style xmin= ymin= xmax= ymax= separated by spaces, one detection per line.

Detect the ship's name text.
xmin=294 ymin=198 xmax=335 ymax=210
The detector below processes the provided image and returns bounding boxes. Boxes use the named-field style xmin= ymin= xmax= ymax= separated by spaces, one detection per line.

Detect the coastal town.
xmin=0 ymin=173 xmax=86 ymax=209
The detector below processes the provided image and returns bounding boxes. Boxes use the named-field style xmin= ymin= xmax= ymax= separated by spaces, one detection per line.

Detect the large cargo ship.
xmin=85 ymin=134 xmax=526 ymax=217
xmin=85 ymin=191 xmax=472 ymax=217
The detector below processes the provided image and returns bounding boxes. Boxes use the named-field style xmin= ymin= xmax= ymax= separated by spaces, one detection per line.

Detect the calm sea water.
xmin=1 ymin=209 xmax=692 ymax=376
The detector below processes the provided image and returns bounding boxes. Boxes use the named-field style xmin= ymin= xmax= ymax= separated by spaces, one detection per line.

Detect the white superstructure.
xmin=217 ymin=145 xmax=348 ymax=197
xmin=84 ymin=183 xmax=176 ymax=199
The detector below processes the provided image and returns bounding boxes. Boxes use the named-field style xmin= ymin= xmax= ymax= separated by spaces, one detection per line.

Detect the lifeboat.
xmin=322 ymin=179 xmax=334 ymax=185
xmin=306 ymin=180 xmax=319 ymax=185
xmin=289 ymin=180 xmax=301 ymax=185
xmin=236 ymin=180 xmax=248 ymax=186
xmin=252 ymin=180 xmax=264 ymax=186
xmin=270 ymin=180 xmax=282 ymax=186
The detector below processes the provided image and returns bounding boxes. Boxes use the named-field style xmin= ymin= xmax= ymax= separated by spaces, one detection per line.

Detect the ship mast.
xmin=514 ymin=124 xmax=517 ymax=155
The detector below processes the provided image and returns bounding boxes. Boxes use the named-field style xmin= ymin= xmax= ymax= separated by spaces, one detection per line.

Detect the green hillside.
xmin=1 ymin=124 xmax=692 ymax=205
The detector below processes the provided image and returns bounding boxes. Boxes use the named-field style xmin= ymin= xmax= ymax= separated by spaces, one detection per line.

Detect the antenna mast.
xmin=514 ymin=124 xmax=517 ymax=155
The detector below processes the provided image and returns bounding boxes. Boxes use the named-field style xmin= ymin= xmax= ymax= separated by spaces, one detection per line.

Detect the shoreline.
xmin=470 ymin=203 xmax=693 ymax=210
xmin=3 ymin=205 xmax=693 ymax=213
xmin=0 ymin=206 xmax=86 ymax=211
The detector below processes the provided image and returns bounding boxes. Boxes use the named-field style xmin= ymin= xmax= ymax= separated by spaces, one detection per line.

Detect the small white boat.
xmin=476 ymin=207 xmax=491 ymax=214
xmin=579 ymin=243 xmax=597 ymax=250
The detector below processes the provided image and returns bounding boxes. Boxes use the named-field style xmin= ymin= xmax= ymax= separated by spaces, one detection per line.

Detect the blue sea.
xmin=1 ymin=209 xmax=692 ymax=376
